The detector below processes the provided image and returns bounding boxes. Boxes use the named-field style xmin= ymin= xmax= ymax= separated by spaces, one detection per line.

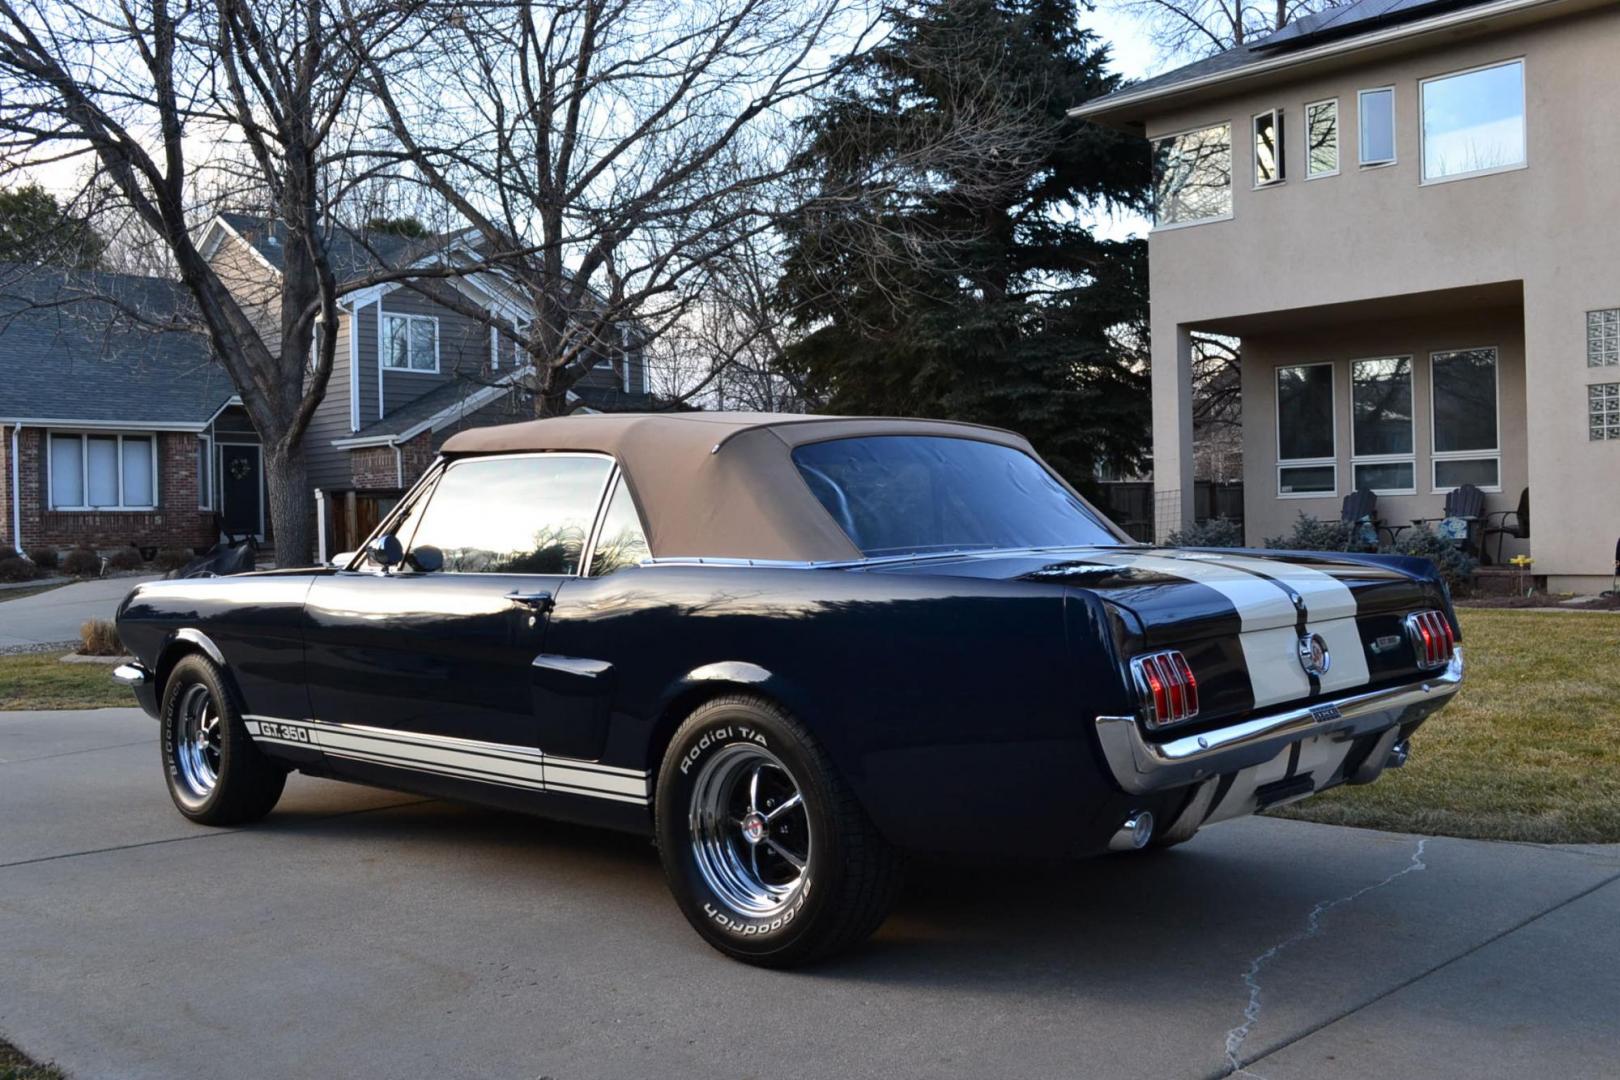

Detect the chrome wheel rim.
xmin=689 ymin=744 xmax=811 ymax=919
xmin=173 ymin=683 xmax=221 ymax=799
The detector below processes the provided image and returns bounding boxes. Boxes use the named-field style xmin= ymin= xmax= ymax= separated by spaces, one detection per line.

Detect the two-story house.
xmin=1073 ymin=0 xmax=1620 ymax=592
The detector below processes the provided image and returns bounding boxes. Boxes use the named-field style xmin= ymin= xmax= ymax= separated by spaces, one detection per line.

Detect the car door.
xmin=302 ymin=452 xmax=616 ymax=753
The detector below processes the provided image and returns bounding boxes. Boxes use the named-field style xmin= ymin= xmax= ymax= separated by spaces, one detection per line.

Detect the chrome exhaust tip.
xmin=1386 ymin=740 xmax=1411 ymax=770
xmin=1108 ymin=811 xmax=1155 ymax=852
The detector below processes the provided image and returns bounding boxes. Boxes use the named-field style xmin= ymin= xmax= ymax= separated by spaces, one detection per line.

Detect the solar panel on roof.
xmin=1252 ymin=0 xmax=1479 ymax=51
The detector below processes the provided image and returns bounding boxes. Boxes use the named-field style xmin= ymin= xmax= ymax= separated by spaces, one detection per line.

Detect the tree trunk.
xmin=263 ymin=443 xmax=314 ymax=567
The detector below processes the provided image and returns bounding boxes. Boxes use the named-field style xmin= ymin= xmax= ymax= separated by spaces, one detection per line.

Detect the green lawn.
xmin=0 ymin=651 xmax=132 ymax=711
xmin=1275 ymin=609 xmax=1620 ymax=843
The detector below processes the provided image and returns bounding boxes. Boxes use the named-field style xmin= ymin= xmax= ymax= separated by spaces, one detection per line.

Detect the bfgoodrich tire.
xmin=161 ymin=654 xmax=286 ymax=825
xmin=655 ymin=694 xmax=902 ymax=967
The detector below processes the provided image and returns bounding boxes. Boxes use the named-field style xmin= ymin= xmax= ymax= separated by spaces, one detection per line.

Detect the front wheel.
xmin=161 ymin=654 xmax=286 ymax=825
xmin=655 ymin=695 xmax=901 ymax=967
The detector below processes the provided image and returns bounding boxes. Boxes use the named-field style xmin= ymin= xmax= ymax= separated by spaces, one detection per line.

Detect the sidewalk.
xmin=0 ymin=575 xmax=156 ymax=650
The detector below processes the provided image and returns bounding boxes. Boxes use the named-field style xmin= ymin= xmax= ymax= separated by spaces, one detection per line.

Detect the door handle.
xmin=506 ymin=590 xmax=555 ymax=614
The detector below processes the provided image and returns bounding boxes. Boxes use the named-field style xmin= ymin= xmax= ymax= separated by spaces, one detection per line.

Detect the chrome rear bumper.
xmin=1095 ymin=649 xmax=1463 ymax=795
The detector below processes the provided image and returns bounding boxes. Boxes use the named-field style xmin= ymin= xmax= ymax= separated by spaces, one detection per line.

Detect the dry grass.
xmin=0 ymin=650 xmax=132 ymax=710
xmin=77 ymin=618 xmax=125 ymax=657
xmin=1275 ymin=609 xmax=1620 ymax=843
xmin=0 ymin=1036 xmax=64 ymax=1080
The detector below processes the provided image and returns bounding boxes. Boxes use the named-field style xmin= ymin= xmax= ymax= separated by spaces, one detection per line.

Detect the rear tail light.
xmin=1405 ymin=610 xmax=1456 ymax=670
xmin=1131 ymin=650 xmax=1200 ymax=730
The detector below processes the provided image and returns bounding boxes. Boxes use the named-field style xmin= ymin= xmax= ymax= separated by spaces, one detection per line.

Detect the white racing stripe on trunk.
xmin=1202 ymin=552 xmax=1359 ymax=621
xmin=1080 ymin=552 xmax=1298 ymax=630
xmin=243 ymin=715 xmax=649 ymax=805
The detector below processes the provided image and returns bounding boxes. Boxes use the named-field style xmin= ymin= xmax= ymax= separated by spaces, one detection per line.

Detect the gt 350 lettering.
xmin=259 ymin=722 xmax=311 ymax=743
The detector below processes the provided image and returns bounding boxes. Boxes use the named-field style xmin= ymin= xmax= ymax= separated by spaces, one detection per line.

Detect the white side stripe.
xmin=244 ymin=717 xmax=650 ymax=805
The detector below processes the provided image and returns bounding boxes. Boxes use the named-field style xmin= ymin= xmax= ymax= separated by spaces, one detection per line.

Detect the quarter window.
xmin=1253 ymin=109 xmax=1285 ymax=185
xmin=1306 ymin=99 xmax=1339 ymax=177
xmin=406 ymin=454 xmax=612 ymax=574
xmin=1152 ymin=122 xmax=1232 ymax=227
xmin=382 ymin=313 xmax=438 ymax=372
xmin=1590 ymin=383 xmax=1620 ymax=441
xmin=1420 ymin=59 xmax=1525 ymax=183
xmin=1431 ymin=348 xmax=1500 ymax=490
xmin=1276 ymin=364 xmax=1336 ymax=496
xmin=1358 ymin=87 xmax=1396 ymax=166
xmin=1588 ymin=309 xmax=1618 ymax=367
xmin=48 ymin=432 xmax=157 ymax=510
xmin=1351 ymin=357 xmax=1415 ymax=494
xmin=589 ymin=477 xmax=650 ymax=576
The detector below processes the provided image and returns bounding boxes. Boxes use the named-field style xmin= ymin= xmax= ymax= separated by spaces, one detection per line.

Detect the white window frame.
xmin=1419 ymin=58 xmax=1527 ymax=187
xmin=1429 ymin=346 xmax=1503 ymax=494
xmin=1358 ymin=86 xmax=1397 ymax=168
xmin=1275 ymin=362 xmax=1338 ymax=499
xmin=1349 ymin=356 xmax=1417 ymax=495
xmin=1252 ymin=108 xmax=1285 ymax=187
xmin=1149 ymin=120 xmax=1234 ymax=232
xmin=1304 ymin=97 xmax=1340 ymax=179
xmin=46 ymin=431 xmax=160 ymax=512
xmin=197 ymin=434 xmax=213 ymax=510
xmin=380 ymin=312 xmax=441 ymax=373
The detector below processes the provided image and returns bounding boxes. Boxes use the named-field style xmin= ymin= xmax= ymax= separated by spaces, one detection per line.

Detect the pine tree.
xmin=778 ymin=0 xmax=1151 ymax=485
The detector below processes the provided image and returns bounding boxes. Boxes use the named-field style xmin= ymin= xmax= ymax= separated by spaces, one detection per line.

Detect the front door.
xmin=302 ymin=452 xmax=615 ymax=751
xmin=219 ymin=443 xmax=262 ymax=538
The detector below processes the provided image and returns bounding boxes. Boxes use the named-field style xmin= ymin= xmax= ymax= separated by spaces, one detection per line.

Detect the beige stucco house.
xmin=1073 ymin=0 xmax=1620 ymax=592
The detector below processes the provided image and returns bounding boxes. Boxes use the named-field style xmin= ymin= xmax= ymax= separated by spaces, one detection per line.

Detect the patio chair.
xmin=1413 ymin=483 xmax=1487 ymax=559
xmin=1482 ymin=487 xmax=1530 ymax=566
xmin=1339 ymin=489 xmax=1382 ymax=551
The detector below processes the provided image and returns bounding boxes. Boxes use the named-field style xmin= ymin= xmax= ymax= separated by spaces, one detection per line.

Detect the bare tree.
xmin=1106 ymin=0 xmax=1349 ymax=59
xmin=0 ymin=0 xmax=464 ymax=562
xmin=353 ymin=0 xmax=870 ymax=417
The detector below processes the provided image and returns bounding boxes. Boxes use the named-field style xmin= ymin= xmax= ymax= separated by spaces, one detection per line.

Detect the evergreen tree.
xmin=0 ymin=184 xmax=105 ymax=268
xmin=778 ymin=0 xmax=1151 ymax=484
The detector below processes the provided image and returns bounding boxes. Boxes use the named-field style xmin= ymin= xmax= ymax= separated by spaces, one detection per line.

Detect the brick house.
xmin=1 ymin=216 xmax=653 ymax=562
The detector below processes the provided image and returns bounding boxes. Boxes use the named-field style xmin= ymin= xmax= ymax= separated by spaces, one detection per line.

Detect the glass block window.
xmin=1590 ymin=383 xmax=1620 ymax=441
xmin=1590 ymin=309 xmax=1619 ymax=367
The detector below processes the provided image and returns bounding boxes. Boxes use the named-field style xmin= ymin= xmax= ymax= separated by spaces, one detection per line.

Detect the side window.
xmin=408 ymin=455 xmax=612 ymax=574
xmin=589 ymin=477 xmax=650 ymax=577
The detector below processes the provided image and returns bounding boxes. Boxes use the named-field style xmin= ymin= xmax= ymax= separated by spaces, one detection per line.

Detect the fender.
xmin=168 ymin=627 xmax=228 ymax=668
xmin=658 ymin=661 xmax=816 ymax=724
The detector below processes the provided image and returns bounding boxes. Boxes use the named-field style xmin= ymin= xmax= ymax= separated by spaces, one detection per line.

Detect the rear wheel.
xmin=161 ymin=654 xmax=286 ymax=825
xmin=655 ymin=695 xmax=901 ymax=967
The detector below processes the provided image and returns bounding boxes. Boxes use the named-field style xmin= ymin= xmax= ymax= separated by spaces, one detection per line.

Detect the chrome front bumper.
xmin=1095 ymin=649 xmax=1464 ymax=795
xmin=111 ymin=662 xmax=152 ymax=686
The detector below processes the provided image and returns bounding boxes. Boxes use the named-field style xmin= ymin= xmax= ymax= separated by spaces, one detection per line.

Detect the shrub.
xmin=1379 ymin=524 xmax=1477 ymax=594
xmin=1168 ymin=517 xmax=1245 ymax=548
xmin=79 ymin=618 xmax=125 ymax=656
xmin=1263 ymin=513 xmax=1355 ymax=552
xmin=0 ymin=546 xmax=19 ymax=561
xmin=106 ymin=546 xmax=145 ymax=572
xmin=0 ymin=555 xmax=40 ymax=582
xmin=61 ymin=546 xmax=101 ymax=577
xmin=154 ymin=547 xmax=194 ymax=572
xmin=27 ymin=547 xmax=59 ymax=571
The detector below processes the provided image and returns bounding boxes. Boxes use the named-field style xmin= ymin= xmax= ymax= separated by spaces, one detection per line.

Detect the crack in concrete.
xmin=1221 ymin=837 xmax=1429 ymax=1077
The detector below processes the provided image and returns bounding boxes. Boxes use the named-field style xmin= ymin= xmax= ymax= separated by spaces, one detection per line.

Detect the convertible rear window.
xmin=791 ymin=436 xmax=1118 ymax=557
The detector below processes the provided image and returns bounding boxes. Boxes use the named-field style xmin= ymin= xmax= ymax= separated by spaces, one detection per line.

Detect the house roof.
xmin=0 ymin=265 xmax=236 ymax=430
xmin=439 ymin=413 xmax=1080 ymax=562
xmin=1071 ymin=0 xmax=1585 ymax=127
xmin=214 ymin=212 xmax=470 ymax=280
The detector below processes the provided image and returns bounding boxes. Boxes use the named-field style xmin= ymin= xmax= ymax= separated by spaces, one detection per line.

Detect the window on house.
xmin=48 ymin=433 xmax=157 ymax=510
xmin=1276 ymin=363 xmax=1336 ymax=496
xmin=1589 ymin=309 xmax=1618 ymax=367
xmin=1306 ymin=99 xmax=1339 ymax=177
xmin=382 ymin=313 xmax=438 ymax=372
xmin=1351 ymin=357 xmax=1415 ymax=493
xmin=197 ymin=436 xmax=213 ymax=510
xmin=1253 ymin=109 xmax=1285 ymax=185
xmin=1431 ymin=347 xmax=1500 ymax=490
xmin=1151 ymin=122 xmax=1232 ymax=227
xmin=1358 ymin=87 xmax=1396 ymax=166
xmin=1590 ymin=384 xmax=1620 ymax=441
xmin=1421 ymin=59 xmax=1526 ymax=183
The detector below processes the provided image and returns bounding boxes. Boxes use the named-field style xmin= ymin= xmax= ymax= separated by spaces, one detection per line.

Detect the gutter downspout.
xmin=9 ymin=424 xmax=21 ymax=557
xmin=394 ymin=443 xmax=404 ymax=488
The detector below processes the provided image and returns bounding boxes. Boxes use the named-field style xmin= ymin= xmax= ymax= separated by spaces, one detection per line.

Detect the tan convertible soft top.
xmin=439 ymin=412 xmax=1085 ymax=562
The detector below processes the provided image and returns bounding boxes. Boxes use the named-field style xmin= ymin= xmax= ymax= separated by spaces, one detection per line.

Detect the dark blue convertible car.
xmin=114 ymin=413 xmax=1464 ymax=965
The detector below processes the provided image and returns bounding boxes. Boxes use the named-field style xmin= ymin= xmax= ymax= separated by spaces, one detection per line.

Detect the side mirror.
xmin=367 ymin=533 xmax=403 ymax=569
xmin=406 ymin=545 xmax=444 ymax=573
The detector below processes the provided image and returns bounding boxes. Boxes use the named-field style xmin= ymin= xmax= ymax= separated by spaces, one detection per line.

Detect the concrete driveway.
xmin=0 ymin=576 xmax=155 ymax=650
xmin=2 ymin=707 xmax=1617 ymax=1080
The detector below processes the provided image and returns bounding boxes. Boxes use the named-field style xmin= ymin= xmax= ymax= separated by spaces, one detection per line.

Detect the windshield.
xmin=791 ymin=436 xmax=1120 ymax=558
